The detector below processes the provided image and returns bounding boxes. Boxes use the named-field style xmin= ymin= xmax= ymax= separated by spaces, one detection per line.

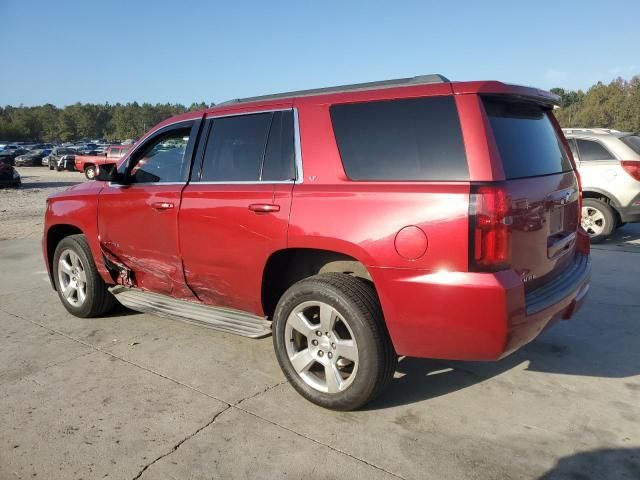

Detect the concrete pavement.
xmin=1 ymin=226 xmax=639 ymax=479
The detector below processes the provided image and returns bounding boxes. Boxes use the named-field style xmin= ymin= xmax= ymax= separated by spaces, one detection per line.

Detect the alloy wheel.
xmin=284 ymin=301 xmax=359 ymax=394
xmin=57 ymin=249 xmax=88 ymax=307
xmin=581 ymin=206 xmax=605 ymax=236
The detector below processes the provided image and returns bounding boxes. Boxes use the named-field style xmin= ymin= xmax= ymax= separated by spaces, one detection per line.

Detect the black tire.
xmin=84 ymin=165 xmax=96 ymax=180
xmin=582 ymin=198 xmax=615 ymax=243
xmin=52 ymin=234 xmax=117 ymax=318
xmin=49 ymin=163 xmax=55 ymax=170
xmin=273 ymin=273 xmax=397 ymax=411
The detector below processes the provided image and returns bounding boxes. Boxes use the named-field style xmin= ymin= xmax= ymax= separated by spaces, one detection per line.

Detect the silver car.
xmin=562 ymin=128 xmax=640 ymax=242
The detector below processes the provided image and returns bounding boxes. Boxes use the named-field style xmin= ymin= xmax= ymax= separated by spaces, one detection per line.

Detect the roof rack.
xmin=562 ymin=128 xmax=621 ymax=134
xmin=217 ymin=74 xmax=450 ymax=106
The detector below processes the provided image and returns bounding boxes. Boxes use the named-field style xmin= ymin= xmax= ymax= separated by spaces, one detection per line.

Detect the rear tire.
xmin=272 ymin=273 xmax=397 ymax=411
xmin=581 ymin=198 xmax=615 ymax=243
xmin=52 ymin=234 xmax=117 ymax=318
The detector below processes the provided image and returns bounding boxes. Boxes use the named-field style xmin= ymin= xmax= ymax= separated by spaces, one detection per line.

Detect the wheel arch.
xmin=45 ymin=224 xmax=84 ymax=290
xmin=582 ymin=188 xmax=622 ymax=222
xmin=261 ymin=248 xmax=374 ymax=319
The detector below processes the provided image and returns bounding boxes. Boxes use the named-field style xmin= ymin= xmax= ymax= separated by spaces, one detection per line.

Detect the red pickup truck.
xmin=43 ymin=75 xmax=591 ymax=410
xmin=74 ymin=145 xmax=130 ymax=179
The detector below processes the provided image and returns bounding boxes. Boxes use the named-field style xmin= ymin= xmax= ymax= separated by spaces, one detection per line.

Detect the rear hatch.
xmin=480 ymin=96 xmax=580 ymax=292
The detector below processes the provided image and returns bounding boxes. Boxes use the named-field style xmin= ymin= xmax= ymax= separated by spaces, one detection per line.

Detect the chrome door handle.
xmin=248 ymin=203 xmax=280 ymax=213
xmin=151 ymin=202 xmax=174 ymax=210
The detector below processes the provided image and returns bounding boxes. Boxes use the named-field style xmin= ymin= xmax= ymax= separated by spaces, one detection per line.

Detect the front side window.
xmin=126 ymin=125 xmax=192 ymax=183
xmin=110 ymin=148 xmax=121 ymax=157
xmin=576 ymin=139 xmax=615 ymax=161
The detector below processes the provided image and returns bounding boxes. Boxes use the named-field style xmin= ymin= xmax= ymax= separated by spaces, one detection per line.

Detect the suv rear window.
xmin=483 ymin=97 xmax=572 ymax=179
xmin=330 ymin=96 xmax=469 ymax=181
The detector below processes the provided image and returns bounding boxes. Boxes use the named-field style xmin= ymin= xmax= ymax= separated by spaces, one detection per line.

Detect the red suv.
xmin=42 ymin=75 xmax=591 ymax=410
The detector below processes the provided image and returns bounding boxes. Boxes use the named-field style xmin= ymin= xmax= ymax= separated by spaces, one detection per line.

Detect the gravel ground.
xmin=0 ymin=167 xmax=85 ymax=240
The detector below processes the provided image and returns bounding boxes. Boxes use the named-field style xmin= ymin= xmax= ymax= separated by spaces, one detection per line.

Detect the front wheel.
xmin=52 ymin=234 xmax=117 ymax=318
xmin=581 ymin=198 xmax=615 ymax=243
xmin=84 ymin=166 xmax=96 ymax=179
xmin=273 ymin=273 xmax=397 ymax=411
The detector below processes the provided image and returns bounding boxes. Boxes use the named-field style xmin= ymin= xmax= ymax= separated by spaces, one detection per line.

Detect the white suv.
xmin=563 ymin=128 xmax=640 ymax=242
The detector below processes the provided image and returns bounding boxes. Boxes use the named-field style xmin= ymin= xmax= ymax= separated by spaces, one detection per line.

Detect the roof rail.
xmin=562 ymin=128 xmax=621 ymax=134
xmin=217 ymin=74 xmax=450 ymax=106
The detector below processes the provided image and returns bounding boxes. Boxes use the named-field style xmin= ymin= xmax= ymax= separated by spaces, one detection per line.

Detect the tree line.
xmin=1 ymin=75 xmax=639 ymax=143
xmin=0 ymin=102 xmax=213 ymax=143
xmin=550 ymin=75 xmax=639 ymax=132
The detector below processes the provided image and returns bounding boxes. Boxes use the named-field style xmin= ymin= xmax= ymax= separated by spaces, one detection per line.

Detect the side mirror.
xmin=95 ymin=163 xmax=126 ymax=183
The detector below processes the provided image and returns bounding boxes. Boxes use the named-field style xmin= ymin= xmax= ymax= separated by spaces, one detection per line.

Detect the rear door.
xmin=482 ymin=97 xmax=580 ymax=291
xmin=179 ymin=108 xmax=297 ymax=315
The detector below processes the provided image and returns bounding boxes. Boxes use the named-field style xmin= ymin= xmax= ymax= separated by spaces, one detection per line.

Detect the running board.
xmin=109 ymin=286 xmax=271 ymax=338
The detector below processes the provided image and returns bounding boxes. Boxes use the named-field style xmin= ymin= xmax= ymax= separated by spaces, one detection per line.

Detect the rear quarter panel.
xmin=289 ymin=100 xmax=470 ymax=272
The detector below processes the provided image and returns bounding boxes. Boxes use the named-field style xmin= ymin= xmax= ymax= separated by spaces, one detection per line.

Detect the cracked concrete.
xmin=1 ymin=220 xmax=640 ymax=478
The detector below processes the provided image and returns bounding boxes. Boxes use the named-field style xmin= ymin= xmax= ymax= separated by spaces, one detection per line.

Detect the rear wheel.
xmin=84 ymin=165 xmax=96 ymax=179
xmin=272 ymin=273 xmax=396 ymax=410
xmin=52 ymin=235 xmax=116 ymax=318
xmin=581 ymin=198 xmax=615 ymax=243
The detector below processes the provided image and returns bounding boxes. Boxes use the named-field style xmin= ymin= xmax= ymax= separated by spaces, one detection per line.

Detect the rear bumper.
xmin=619 ymin=192 xmax=640 ymax=223
xmin=371 ymin=254 xmax=591 ymax=361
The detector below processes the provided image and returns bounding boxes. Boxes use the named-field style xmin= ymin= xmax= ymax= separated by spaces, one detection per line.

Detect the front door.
xmin=98 ymin=119 xmax=201 ymax=298
xmin=180 ymin=108 xmax=297 ymax=315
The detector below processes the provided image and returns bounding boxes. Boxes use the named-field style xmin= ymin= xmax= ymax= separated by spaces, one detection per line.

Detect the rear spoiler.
xmin=452 ymin=81 xmax=561 ymax=108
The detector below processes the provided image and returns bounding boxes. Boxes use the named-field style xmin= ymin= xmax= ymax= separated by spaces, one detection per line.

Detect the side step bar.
xmin=109 ymin=286 xmax=272 ymax=338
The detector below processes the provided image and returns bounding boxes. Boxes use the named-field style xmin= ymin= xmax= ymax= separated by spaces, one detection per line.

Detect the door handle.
xmin=151 ymin=202 xmax=175 ymax=210
xmin=248 ymin=203 xmax=280 ymax=213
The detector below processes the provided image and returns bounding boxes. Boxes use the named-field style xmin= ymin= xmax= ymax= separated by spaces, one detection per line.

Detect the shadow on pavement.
xmin=595 ymin=223 xmax=640 ymax=250
xmin=367 ymin=302 xmax=640 ymax=410
xmin=537 ymin=447 xmax=640 ymax=479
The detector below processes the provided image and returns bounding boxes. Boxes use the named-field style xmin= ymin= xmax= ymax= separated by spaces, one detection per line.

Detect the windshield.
xmin=621 ymin=135 xmax=640 ymax=155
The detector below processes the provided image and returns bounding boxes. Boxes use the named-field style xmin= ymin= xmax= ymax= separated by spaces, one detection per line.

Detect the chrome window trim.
xmin=193 ymin=180 xmax=294 ymax=185
xmin=192 ymin=107 xmax=303 ymax=185
xmin=107 ymin=181 xmax=186 ymax=188
xmin=293 ymin=107 xmax=304 ymax=184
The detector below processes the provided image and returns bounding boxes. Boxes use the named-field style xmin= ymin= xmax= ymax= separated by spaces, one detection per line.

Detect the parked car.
xmin=563 ymin=128 xmax=640 ymax=242
xmin=15 ymin=149 xmax=47 ymax=166
xmin=47 ymin=147 xmax=77 ymax=171
xmin=0 ymin=148 xmax=28 ymax=166
xmin=43 ymin=75 xmax=591 ymax=410
xmin=75 ymin=145 xmax=130 ymax=179
xmin=0 ymin=159 xmax=21 ymax=187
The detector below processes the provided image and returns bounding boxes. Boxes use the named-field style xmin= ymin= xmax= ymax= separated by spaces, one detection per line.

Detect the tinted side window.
xmin=261 ymin=111 xmax=295 ymax=181
xmin=621 ymin=135 xmax=640 ymax=155
xmin=576 ymin=139 xmax=615 ymax=161
xmin=330 ymin=96 xmax=468 ymax=181
xmin=483 ymin=97 xmax=572 ymax=179
xmin=201 ymin=113 xmax=272 ymax=181
xmin=110 ymin=148 xmax=120 ymax=157
xmin=128 ymin=126 xmax=192 ymax=183
xmin=567 ymin=138 xmax=579 ymax=160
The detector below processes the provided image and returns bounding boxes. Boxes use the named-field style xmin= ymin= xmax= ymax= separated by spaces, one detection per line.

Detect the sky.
xmin=0 ymin=0 xmax=638 ymax=107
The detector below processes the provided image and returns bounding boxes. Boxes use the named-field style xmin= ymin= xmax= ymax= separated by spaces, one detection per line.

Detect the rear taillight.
xmin=621 ymin=161 xmax=640 ymax=181
xmin=469 ymin=185 xmax=511 ymax=272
